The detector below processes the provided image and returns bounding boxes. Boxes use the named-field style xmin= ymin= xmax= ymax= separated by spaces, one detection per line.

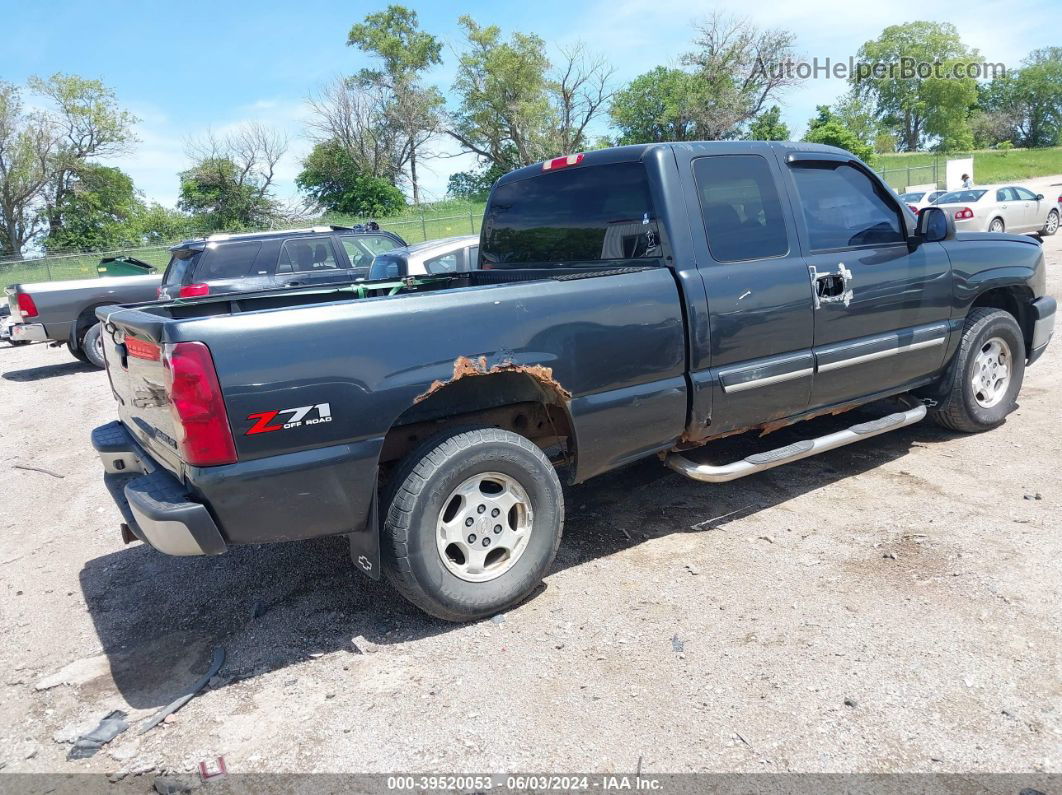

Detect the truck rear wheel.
xmin=381 ymin=426 xmax=563 ymax=622
xmin=931 ymin=308 xmax=1025 ymax=432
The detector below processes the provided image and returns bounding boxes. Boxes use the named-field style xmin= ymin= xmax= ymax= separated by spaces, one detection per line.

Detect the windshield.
xmin=936 ymin=189 xmax=987 ymax=204
xmin=899 ymin=192 xmax=926 ymax=202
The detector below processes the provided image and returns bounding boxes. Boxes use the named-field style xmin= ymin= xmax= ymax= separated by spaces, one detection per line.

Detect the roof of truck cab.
xmin=494 ymin=141 xmax=854 ymax=187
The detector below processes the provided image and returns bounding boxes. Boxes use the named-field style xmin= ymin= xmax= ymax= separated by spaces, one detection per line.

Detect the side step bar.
xmin=666 ymin=404 xmax=927 ymax=483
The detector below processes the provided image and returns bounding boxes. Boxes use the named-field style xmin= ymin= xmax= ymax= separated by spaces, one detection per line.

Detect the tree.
xmin=348 ymin=5 xmax=444 ymax=204
xmin=28 ymin=73 xmax=138 ymax=240
xmin=853 ymin=22 xmax=978 ymax=151
xmin=803 ymin=105 xmax=875 ymax=162
xmin=297 ymin=139 xmax=405 ymax=216
xmin=682 ymin=13 xmax=801 ymax=139
xmin=42 ymin=164 xmax=142 ymax=252
xmin=448 ymin=17 xmax=613 ymax=170
xmin=745 ymin=105 xmax=790 ymax=141
xmin=980 ymin=48 xmax=1062 ymax=148
xmin=306 ymin=78 xmax=404 ymax=184
xmin=179 ymin=125 xmax=288 ymax=232
xmin=0 ymin=81 xmax=55 ymax=257
xmin=610 ymin=67 xmax=699 ymax=145
xmin=446 ymin=161 xmax=508 ymax=201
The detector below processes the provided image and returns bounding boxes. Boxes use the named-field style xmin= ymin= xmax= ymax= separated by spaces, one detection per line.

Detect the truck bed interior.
xmin=145 ymin=262 xmax=662 ymax=320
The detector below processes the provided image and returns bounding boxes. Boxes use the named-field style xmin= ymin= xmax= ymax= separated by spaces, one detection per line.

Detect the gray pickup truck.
xmin=91 ymin=141 xmax=1055 ymax=621
xmin=6 ymin=225 xmax=402 ymax=368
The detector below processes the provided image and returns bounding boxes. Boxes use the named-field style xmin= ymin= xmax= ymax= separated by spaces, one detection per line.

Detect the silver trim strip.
xmin=817 ymin=337 xmax=945 ymax=373
xmin=724 ymin=367 xmax=814 ymax=393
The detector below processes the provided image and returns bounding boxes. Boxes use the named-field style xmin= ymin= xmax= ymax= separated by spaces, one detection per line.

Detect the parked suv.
xmin=157 ymin=224 xmax=405 ymax=300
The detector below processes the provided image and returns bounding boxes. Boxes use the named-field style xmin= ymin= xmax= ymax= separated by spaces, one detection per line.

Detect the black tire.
xmin=80 ymin=322 xmax=106 ymax=368
xmin=988 ymin=217 xmax=1005 ymax=233
xmin=931 ymin=308 xmax=1025 ymax=433
xmin=381 ymin=426 xmax=563 ymax=622
xmin=67 ymin=341 xmax=89 ymax=362
xmin=1042 ymin=208 xmax=1059 ymax=236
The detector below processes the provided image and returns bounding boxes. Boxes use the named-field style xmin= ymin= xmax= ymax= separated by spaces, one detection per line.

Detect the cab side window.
xmin=790 ymin=162 xmax=904 ymax=250
xmin=1014 ymin=187 xmax=1038 ymax=201
xmin=693 ymin=155 xmax=789 ymax=263
xmin=277 ymin=238 xmax=339 ymax=273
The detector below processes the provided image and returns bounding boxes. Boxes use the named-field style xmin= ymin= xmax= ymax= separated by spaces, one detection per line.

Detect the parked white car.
xmin=933 ymin=186 xmax=1060 ymax=236
xmin=367 ymin=235 xmax=480 ymax=279
xmin=898 ymin=189 xmax=947 ymax=211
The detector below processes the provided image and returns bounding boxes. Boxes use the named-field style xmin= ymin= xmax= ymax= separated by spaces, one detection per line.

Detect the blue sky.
xmin=2 ymin=0 xmax=1057 ymax=208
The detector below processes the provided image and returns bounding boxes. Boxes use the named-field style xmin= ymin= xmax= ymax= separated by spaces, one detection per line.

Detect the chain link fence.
xmin=876 ymin=160 xmax=943 ymax=192
xmin=1 ymin=209 xmax=484 ymax=288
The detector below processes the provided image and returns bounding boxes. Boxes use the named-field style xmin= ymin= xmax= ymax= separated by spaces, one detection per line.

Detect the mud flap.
xmin=348 ymin=476 xmax=381 ymax=580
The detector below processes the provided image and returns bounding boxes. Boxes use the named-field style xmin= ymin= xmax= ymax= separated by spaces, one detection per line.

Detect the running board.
xmin=666 ymin=404 xmax=927 ymax=483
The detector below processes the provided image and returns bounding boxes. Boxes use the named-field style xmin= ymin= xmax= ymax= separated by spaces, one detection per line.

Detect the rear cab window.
xmin=480 ymin=162 xmax=663 ymax=268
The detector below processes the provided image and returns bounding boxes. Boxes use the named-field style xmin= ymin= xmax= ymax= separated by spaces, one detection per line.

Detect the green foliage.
xmin=996 ymin=140 xmax=1013 ymax=154
xmin=348 ymin=5 xmax=442 ymax=80
xmin=980 ymin=47 xmax=1062 ymax=149
xmin=178 ymin=157 xmax=275 ymax=233
xmin=297 ymin=140 xmax=405 ymax=216
xmin=610 ymin=67 xmax=699 ymax=145
xmin=348 ymin=5 xmax=444 ymax=203
xmin=745 ymin=106 xmax=790 ymax=141
xmin=803 ymin=106 xmax=875 ymax=162
xmin=0 ymin=81 xmax=54 ymax=256
xmin=874 ymin=133 xmax=897 ymax=154
xmin=853 ymin=21 xmax=978 ymax=151
xmin=446 ymin=162 xmax=507 ymax=201
xmin=42 ymin=164 xmax=141 ymax=252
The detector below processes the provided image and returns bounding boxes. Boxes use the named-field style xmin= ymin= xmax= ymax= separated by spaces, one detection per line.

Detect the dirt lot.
xmin=1 ymin=228 xmax=1060 ymax=782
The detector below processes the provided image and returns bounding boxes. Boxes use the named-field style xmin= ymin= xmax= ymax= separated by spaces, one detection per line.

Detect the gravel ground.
xmin=1 ymin=217 xmax=1060 ymax=782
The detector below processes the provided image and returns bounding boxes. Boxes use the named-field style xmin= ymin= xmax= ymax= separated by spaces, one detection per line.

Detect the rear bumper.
xmin=91 ymin=421 xmax=226 ymax=556
xmin=1028 ymin=296 xmax=1055 ymax=365
xmin=10 ymin=323 xmax=47 ymax=343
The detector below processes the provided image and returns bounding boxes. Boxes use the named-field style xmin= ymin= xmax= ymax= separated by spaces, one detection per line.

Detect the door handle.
xmin=285 ymin=280 xmax=304 ymax=287
xmin=809 ymin=263 xmax=854 ymax=309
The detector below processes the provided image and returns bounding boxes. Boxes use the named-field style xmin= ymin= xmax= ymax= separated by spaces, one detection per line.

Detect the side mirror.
xmin=1036 ymin=193 xmax=1044 ymax=200
xmin=916 ymin=206 xmax=955 ymax=244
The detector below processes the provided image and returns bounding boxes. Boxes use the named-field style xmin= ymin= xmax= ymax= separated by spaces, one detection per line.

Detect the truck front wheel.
xmin=931 ymin=308 xmax=1025 ymax=432
xmin=381 ymin=426 xmax=564 ymax=622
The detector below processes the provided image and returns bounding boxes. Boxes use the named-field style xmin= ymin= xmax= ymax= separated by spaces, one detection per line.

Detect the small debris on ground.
xmin=490 ymin=613 xmax=506 ymax=625
xmin=1023 ymin=493 xmax=1042 ymax=501
xmin=139 ymin=647 xmax=225 ymax=735
xmin=68 ymin=710 xmax=129 ymax=759
xmin=350 ymin=635 xmax=378 ymax=654
xmin=844 ymin=698 xmax=858 ymax=708
xmin=13 ymin=463 xmax=64 ymax=478
xmin=671 ymin=634 xmax=685 ymax=653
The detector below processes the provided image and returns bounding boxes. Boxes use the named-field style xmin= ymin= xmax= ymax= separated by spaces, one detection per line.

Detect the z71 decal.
xmin=245 ymin=403 xmax=332 ymax=435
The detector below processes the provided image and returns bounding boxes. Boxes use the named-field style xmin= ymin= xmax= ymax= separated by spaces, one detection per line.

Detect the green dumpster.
xmin=96 ymin=256 xmax=158 ymax=277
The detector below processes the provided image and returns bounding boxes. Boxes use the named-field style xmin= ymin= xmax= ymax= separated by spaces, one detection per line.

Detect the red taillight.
xmin=178 ymin=283 xmax=210 ymax=298
xmin=156 ymin=287 xmax=163 ymax=298
xmin=954 ymin=207 xmax=974 ymax=220
xmin=126 ymin=337 xmax=160 ymax=362
xmin=17 ymin=293 xmax=38 ymax=318
xmin=162 ymin=341 xmax=237 ymax=467
xmin=542 ymin=153 xmax=584 ymax=171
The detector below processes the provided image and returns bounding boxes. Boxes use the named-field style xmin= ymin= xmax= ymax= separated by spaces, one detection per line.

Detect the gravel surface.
xmin=1 ymin=217 xmax=1060 ymax=780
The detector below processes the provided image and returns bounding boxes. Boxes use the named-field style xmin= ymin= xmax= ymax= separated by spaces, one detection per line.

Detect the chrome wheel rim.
xmin=436 ymin=472 xmax=533 ymax=583
xmin=971 ymin=336 xmax=1011 ymax=408
xmin=1047 ymin=212 xmax=1059 ymax=234
xmin=93 ymin=326 xmax=104 ymax=361
xmin=989 ymin=219 xmax=1004 ymax=233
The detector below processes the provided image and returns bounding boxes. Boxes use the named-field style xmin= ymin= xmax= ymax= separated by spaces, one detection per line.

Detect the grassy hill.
xmin=875 ymin=146 xmax=1062 ymax=190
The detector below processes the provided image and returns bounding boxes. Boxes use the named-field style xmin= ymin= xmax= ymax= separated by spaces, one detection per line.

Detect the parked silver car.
xmin=934 ymin=186 xmax=1060 ymax=236
xmin=367 ymin=235 xmax=480 ymax=279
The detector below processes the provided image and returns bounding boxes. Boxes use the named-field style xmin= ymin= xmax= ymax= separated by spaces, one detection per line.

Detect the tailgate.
xmin=98 ymin=309 xmax=184 ymax=476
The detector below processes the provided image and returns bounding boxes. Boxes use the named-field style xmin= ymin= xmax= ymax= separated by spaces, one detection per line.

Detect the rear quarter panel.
xmin=19 ymin=275 xmax=162 ymax=341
